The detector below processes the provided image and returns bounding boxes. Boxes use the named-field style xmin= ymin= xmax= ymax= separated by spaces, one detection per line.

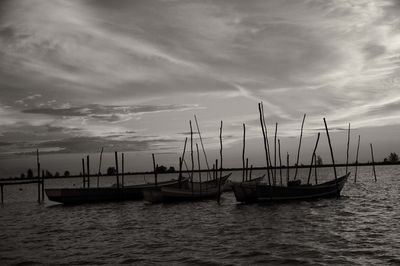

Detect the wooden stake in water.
xmin=370 ymin=143 xmax=377 ymax=182
xmin=345 ymin=123 xmax=351 ymax=174
xmin=278 ymin=139 xmax=282 ymax=186
xmin=258 ymin=103 xmax=271 ymax=185
xmin=286 ymin=152 xmax=290 ymax=185
xmin=217 ymin=121 xmax=223 ymax=204
xmin=307 ymin=133 xmax=320 ymax=185
xmin=41 ymin=169 xmax=45 ymax=201
xmin=354 ymin=135 xmax=361 ymax=183
xmin=261 ymin=103 xmax=273 ymax=181
xmin=0 ymin=185 xmax=3 ymax=204
xmin=323 ymin=118 xmax=339 ymax=197
xmin=294 ymin=114 xmax=306 ymax=180
xmin=194 ymin=115 xmax=211 ymax=180
xmin=37 ymin=149 xmax=41 ymax=203
xmin=274 ymin=122 xmax=278 ymax=185
xmin=86 ymin=155 xmax=90 ymax=188
xmin=82 ymin=158 xmax=86 ymax=188
xmin=97 ymin=147 xmax=104 ymax=188
xmin=152 ymin=153 xmax=157 ymax=187
xmin=190 ymin=120 xmax=194 ymax=195
xmin=249 ymin=165 xmax=253 ymax=180
xmin=121 ymin=153 xmax=125 ymax=188
xmin=242 ymin=123 xmax=246 ymax=182
xmin=245 ymin=158 xmax=249 ymax=181
xmin=314 ymin=154 xmax=318 ymax=184
xmin=196 ymin=143 xmax=202 ymax=195
xmin=115 ymin=151 xmax=120 ymax=189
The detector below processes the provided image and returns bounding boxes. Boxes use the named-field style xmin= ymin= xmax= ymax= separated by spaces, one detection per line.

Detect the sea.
xmin=0 ymin=165 xmax=399 ymax=265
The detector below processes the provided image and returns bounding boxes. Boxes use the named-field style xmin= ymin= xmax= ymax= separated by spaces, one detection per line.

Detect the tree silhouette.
xmin=316 ymin=155 xmax=323 ymax=165
xmin=64 ymin=170 xmax=70 ymax=177
xmin=27 ymin=169 xmax=33 ymax=178
xmin=387 ymin=152 xmax=399 ymax=163
xmin=107 ymin=167 xmax=116 ymax=175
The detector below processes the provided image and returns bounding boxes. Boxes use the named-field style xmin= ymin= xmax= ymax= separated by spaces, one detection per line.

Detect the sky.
xmin=1 ymin=0 xmax=400 ymax=177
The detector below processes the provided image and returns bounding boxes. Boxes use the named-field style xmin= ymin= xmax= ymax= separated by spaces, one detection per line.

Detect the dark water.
xmin=1 ymin=166 xmax=399 ymax=265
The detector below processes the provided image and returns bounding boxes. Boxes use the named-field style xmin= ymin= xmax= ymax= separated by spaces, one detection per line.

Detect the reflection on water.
xmin=0 ymin=166 xmax=399 ymax=265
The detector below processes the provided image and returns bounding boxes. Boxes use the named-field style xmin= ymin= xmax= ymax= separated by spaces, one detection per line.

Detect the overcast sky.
xmin=1 ymin=0 xmax=400 ymax=176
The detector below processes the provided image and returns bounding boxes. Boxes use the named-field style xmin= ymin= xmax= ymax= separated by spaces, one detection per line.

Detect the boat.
xmin=143 ymin=173 xmax=232 ymax=203
xmin=222 ymin=174 xmax=265 ymax=192
xmin=45 ymin=177 xmax=189 ymax=204
xmin=232 ymin=173 xmax=349 ymax=203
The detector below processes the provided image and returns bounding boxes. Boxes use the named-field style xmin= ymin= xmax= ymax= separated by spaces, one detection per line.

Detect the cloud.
xmin=22 ymin=104 xmax=200 ymax=122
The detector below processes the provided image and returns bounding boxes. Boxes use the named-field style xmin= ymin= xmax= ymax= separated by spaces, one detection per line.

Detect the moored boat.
xmin=45 ymin=177 xmax=189 ymax=204
xmin=232 ymin=173 xmax=349 ymax=203
xmin=143 ymin=173 xmax=231 ymax=203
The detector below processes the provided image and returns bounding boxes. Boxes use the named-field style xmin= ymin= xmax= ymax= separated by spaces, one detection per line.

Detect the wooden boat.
xmin=143 ymin=173 xmax=231 ymax=203
xmin=232 ymin=173 xmax=349 ymax=203
xmin=222 ymin=174 xmax=265 ymax=192
xmin=45 ymin=177 xmax=189 ymax=204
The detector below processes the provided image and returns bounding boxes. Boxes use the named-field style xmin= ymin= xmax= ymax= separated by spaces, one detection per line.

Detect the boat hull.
xmin=46 ymin=178 xmax=188 ymax=204
xmin=232 ymin=173 xmax=349 ymax=203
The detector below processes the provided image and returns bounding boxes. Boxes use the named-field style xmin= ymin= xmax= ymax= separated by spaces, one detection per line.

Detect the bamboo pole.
xmin=151 ymin=153 xmax=157 ymax=186
xmin=261 ymin=103 xmax=273 ymax=181
xmin=370 ymin=143 xmax=377 ymax=182
xmin=278 ymin=139 xmax=282 ymax=186
xmin=242 ymin=123 xmax=246 ymax=182
xmin=314 ymin=154 xmax=318 ymax=184
xmin=97 ymin=147 xmax=104 ymax=188
xmin=82 ymin=158 xmax=86 ymax=188
xmin=294 ymin=114 xmax=306 ymax=180
xmin=307 ymin=133 xmax=320 ymax=185
xmin=323 ymin=118 xmax=339 ymax=197
xmin=178 ymin=157 xmax=183 ymax=188
xmin=217 ymin=121 xmax=223 ymax=204
xmin=190 ymin=120 xmax=194 ymax=195
xmin=194 ymin=115 xmax=211 ymax=180
xmin=258 ymin=103 xmax=271 ymax=185
xmin=345 ymin=123 xmax=351 ymax=174
xmin=196 ymin=143 xmax=202 ymax=195
xmin=245 ymin=158 xmax=249 ymax=181
xmin=86 ymin=155 xmax=90 ymax=188
xmin=286 ymin=152 xmax=289 ymax=185
xmin=121 ymin=153 xmax=125 ymax=188
xmin=41 ymin=169 xmax=45 ymax=201
xmin=37 ymin=149 xmax=41 ymax=203
xmin=274 ymin=122 xmax=278 ymax=185
xmin=115 ymin=151 xmax=120 ymax=189
xmin=355 ymin=135 xmax=360 ymax=183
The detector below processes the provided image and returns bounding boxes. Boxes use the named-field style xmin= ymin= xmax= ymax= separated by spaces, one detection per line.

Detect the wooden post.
xmin=354 ymin=135 xmax=360 ymax=183
xmin=194 ymin=115 xmax=211 ymax=180
xmin=37 ymin=149 xmax=41 ymax=203
xmin=261 ymin=103 xmax=273 ymax=182
xmin=286 ymin=152 xmax=289 ymax=185
xmin=196 ymin=143 xmax=202 ymax=195
xmin=345 ymin=123 xmax=351 ymax=174
xmin=217 ymin=121 xmax=223 ymax=204
xmin=181 ymin=137 xmax=188 ymax=169
xmin=294 ymin=114 xmax=306 ymax=180
xmin=370 ymin=143 xmax=377 ymax=182
xmin=115 ymin=151 xmax=120 ymax=189
xmin=249 ymin=165 xmax=253 ymax=180
xmin=274 ymin=122 xmax=278 ymax=185
xmin=278 ymin=139 xmax=282 ymax=186
xmin=245 ymin=158 xmax=249 ymax=181
xmin=307 ymin=133 xmax=320 ymax=185
xmin=41 ymin=169 xmax=45 ymax=201
xmin=258 ymin=103 xmax=271 ymax=185
xmin=82 ymin=158 xmax=86 ymax=188
xmin=0 ymin=184 xmax=3 ymax=204
xmin=314 ymin=154 xmax=318 ymax=184
xmin=86 ymin=155 xmax=90 ymax=188
xmin=121 ymin=153 xmax=125 ymax=188
xmin=178 ymin=157 xmax=183 ymax=188
xmin=97 ymin=147 xmax=104 ymax=188
xmin=190 ymin=120 xmax=194 ymax=195
xmin=152 ymin=153 xmax=157 ymax=186
xmin=323 ymin=118 xmax=339 ymax=197
xmin=242 ymin=123 xmax=246 ymax=182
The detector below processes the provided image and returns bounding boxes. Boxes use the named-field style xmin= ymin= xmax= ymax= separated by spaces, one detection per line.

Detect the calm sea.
xmin=1 ymin=165 xmax=399 ymax=265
